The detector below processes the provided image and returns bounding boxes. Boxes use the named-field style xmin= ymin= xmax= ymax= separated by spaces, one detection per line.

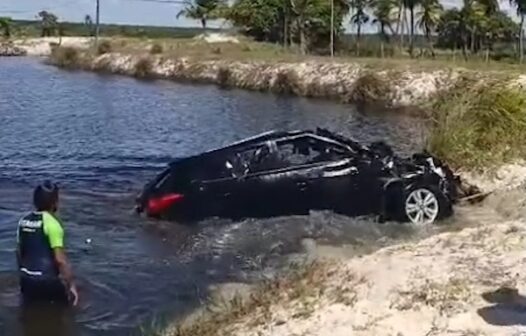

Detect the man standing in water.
xmin=16 ymin=181 xmax=79 ymax=306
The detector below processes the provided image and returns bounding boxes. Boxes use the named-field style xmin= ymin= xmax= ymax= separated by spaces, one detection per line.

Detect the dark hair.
xmin=33 ymin=180 xmax=59 ymax=212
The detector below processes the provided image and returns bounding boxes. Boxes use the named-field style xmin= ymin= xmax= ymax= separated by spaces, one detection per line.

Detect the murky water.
xmin=0 ymin=57 xmax=437 ymax=335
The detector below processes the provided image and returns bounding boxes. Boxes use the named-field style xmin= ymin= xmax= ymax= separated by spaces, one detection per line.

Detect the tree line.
xmin=178 ymin=0 xmax=526 ymax=62
xmin=2 ymin=0 xmax=526 ymax=62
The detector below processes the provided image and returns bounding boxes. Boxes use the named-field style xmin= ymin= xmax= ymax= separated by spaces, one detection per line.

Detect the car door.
xmin=271 ymin=134 xmax=361 ymax=214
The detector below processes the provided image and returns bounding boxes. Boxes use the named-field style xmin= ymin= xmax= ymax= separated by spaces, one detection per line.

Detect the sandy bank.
xmin=48 ymin=49 xmax=465 ymax=108
xmin=0 ymin=42 xmax=27 ymax=56
xmin=158 ymin=165 xmax=526 ymax=336
xmin=163 ymin=212 xmax=526 ymax=336
xmin=13 ymin=37 xmax=92 ymax=56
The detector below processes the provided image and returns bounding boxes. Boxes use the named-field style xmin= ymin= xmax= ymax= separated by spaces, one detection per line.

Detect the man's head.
xmin=33 ymin=180 xmax=59 ymax=212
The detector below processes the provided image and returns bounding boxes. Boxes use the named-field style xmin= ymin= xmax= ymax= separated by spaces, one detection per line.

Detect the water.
xmin=0 ymin=57 xmax=431 ymax=335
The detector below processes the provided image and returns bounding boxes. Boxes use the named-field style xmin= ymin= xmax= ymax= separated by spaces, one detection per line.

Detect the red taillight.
xmin=147 ymin=193 xmax=184 ymax=216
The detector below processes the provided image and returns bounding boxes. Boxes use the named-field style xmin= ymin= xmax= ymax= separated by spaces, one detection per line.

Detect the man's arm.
xmin=44 ymin=213 xmax=79 ymax=305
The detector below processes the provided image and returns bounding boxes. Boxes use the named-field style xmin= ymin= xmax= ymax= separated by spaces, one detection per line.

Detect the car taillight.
xmin=147 ymin=193 xmax=184 ymax=216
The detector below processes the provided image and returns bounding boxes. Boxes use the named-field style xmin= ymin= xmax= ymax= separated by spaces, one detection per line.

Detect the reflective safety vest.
xmin=17 ymin=212 xmax=59 ymax=279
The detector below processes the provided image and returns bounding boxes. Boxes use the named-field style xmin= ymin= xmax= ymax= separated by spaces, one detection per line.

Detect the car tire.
xmin=400 ymin=185 xmax=452 ymax=225
xmin=384 ymin=184 xmax=453 ymax=226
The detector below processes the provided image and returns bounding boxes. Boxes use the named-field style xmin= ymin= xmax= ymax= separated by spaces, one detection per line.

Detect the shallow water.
xmin=0 ymin=57 xmax=435 ymax=335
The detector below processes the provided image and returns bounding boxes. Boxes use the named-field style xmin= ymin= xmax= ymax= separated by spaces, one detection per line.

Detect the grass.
xmin=393 ymin=277 xmax=472 ymax=316
xmin=91 ymin=37 xmax=526 ymax=73
xmin=97 ymin=40 xmax=112 ymax=55
xmin=346 ymin=72 xmax=393 ymax=105
xmin=48 ymin=46 xmax=81 ymax=69
xmin=152 ymin=261 xmax=364 ymax=336
xmin=426 ymin=77 xmax=526 ymax=170
xmin=134 ymin=57 xmax=155 ymax=78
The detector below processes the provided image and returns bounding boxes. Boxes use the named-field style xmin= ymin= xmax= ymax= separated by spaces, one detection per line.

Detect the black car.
xmin=135 ymin=128 xmax=459 ymax=225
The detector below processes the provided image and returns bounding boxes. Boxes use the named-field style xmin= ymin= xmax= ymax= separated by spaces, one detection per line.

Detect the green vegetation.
xmin=176 ymin=0 xmax=227 ymax=30
xmin=38 ymin=10 xmax=58 ymax=37
xmin=6 ymin=18 xmax=220 ymax=39
xmin=0 ymin=17 xmax=12 ymax=38
xmin=222 ymin=0 xmax=525 ymax=62
xmin=427 ymin=79 xmax=526 ymax=170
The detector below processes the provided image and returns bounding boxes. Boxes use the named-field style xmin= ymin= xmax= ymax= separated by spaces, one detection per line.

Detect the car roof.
xmin=168 ymin=128 xmax=363 ymax=167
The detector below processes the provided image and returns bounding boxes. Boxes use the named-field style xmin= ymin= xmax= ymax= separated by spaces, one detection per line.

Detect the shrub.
xmin=346 ymin=72 xmax=392 ymax=105
xmin=216 ymin=67 xmax=232 ymax=88
xmin=272 ymin=69 xmax=300 ymax=95
xmin=150 ymin=43 xmax=163 ymax=54
xmin=97 ymin=40 xmax=112 ymax=55
xmin=134 ymin=57 xmax=154 ymax=78
xmin=50 ymin=46 xmax=80 ymax=69
xmin=427 ymin=78 xmax=526 ymax=170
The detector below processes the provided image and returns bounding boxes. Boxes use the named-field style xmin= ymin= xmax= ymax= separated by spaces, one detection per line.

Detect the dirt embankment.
xmin=57 ymin=51 xmax=462 ymax=108
xmin=0 ymin=41 xmax=26 ymax=56
xmin=160 ymin=177 xmax=526 ymax=336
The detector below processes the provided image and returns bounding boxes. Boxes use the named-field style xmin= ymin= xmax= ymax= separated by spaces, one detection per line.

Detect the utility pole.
xmin=95 ymin=0 xmax=100 ymax=46
xmin=330 ymin=0 xmax=334 ymax=57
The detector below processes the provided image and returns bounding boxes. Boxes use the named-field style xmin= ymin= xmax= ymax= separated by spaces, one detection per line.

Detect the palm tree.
xmin=291 ymin=0 xmax=317 ymax=55
xmin=350 ymin=0 xmax=370 ymax=56
xmin=0 ymin=17 xmax=11 ymax=38
xmin=85 ymin=14 xmax=94 ymax=36
xmin=462 ymin=0 xmax=486 ymax=54
xmin=38 ymin=10 xmax=58 ymax=37
xmin=479 ymin=0 xmax=499 ymax=14
xmin=176 ymin=0 xmax=225 ymax=30
xmin=372 ymin=0 xmax=397 ymax=56
xmin=510 ymin=0 xmax=526 ymax=62
xmin=417 ymin=0 xmax=443 ymax=57
xmin=403 ymin=0 xmax=420 ymax=57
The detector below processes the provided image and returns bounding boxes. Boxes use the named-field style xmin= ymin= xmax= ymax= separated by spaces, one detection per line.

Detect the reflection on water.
xmin=0 ymin=57 xmax=430 ymax=335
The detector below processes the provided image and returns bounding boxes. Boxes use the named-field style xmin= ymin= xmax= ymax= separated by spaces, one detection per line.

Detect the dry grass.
xmin=97 ymin=40 xmax=112 ymax=55
xmin=153 ymin=261 xmax=364 ymax=336
xmin=216 ymin=66 xmax=232 ymax=88
xmin=48 ymin=46 xmax=81 ymax=69
xmin=150 ymin=43 xmax=163 ymax=55
xmin=271 ymin=69 xmax=301 ymax=95
xmin=392 ymin=277 xmax=472 ymax=316
xmin=346 ymin=72 xmax=393 ymax=105
xmin=134 ymin=57 xmax=154 ymax=78
xmin=99 ymin=37 xmax=526 ymax=74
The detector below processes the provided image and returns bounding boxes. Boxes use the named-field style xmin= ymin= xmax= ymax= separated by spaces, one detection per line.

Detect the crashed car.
xmin=135 ymin=128 xmax=460 ymax=225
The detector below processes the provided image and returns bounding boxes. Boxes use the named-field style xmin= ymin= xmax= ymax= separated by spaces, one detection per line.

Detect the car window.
xmin=274 ymin=136 xmax=348 ymax=167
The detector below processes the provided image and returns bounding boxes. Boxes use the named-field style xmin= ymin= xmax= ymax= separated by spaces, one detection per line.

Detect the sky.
xmin=0 ymin=0 xmax=520 ymax=33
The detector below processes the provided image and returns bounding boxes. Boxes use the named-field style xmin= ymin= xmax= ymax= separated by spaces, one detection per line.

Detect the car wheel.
xmin=403 ymin=186 xmax=447 ymax=225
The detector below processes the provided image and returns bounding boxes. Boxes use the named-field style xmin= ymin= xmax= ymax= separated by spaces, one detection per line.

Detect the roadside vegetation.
xmin=427 ymin=79 xmax=526 ymax=170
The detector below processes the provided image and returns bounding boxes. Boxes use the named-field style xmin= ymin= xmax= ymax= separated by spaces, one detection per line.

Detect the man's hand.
xmin=69 ymin=283 xmax=79 ymax=307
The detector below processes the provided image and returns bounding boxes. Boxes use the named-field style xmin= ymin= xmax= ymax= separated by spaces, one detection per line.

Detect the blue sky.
xmin=0 ymin=0 xmax=519 ymax=33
